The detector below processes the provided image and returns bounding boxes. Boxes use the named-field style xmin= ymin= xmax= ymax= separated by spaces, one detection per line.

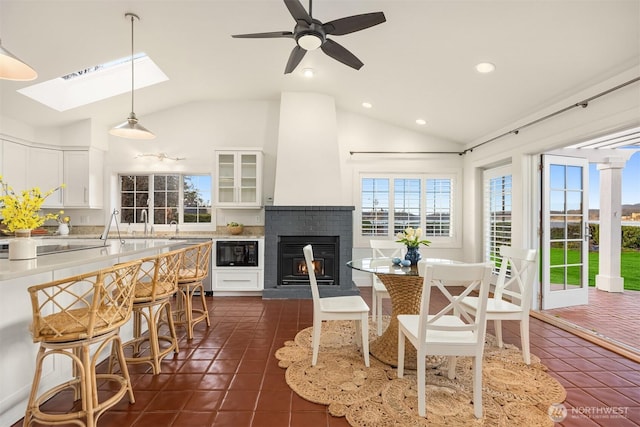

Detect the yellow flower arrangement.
xmin=396 ymin=226 xmax=431 ymax=248
xmin=0 ymin=175 xmax=65 ymax=232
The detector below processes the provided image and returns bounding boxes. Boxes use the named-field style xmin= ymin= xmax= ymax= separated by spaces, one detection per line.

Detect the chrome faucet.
xmin=140 ymin=209 xmax=149 ymax=236
xmin=170 ymin=220 xmax=179 ymax=235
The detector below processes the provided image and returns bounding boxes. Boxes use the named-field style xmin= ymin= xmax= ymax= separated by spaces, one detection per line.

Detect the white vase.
xmin=9 ymin=229 xmax=37 ymax=260
xmin=58 ymin=223 xmax=70 ymax=236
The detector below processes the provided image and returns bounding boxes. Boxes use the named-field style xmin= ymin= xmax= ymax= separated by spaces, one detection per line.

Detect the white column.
xmin=595 ymin=159 xmax=625 ymax=293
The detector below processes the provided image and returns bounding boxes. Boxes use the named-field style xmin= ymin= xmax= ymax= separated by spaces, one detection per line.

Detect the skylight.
xmin=17 ymin=53 xmax=168 ymax=112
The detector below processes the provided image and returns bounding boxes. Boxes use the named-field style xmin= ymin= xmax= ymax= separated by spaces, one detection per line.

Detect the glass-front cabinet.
xmin=215 ymin=150 xmax=262 ymax=207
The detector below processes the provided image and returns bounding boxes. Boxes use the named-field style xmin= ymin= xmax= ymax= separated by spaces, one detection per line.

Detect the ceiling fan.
xmin=232 ymin=0 xmax=386 ymax=74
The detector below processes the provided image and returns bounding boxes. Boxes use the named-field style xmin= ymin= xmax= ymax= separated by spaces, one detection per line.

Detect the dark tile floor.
xmin=13 ymin=288 xmax=640 ymax=427
xmin=542 ymin=287 xmax=640 ymax=352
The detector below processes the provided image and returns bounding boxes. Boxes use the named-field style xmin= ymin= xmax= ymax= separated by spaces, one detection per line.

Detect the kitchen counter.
xmin=0 ymin=238 xmax=187 ymax=426
xmin=0 ymin=238 xmax=186 ymax=281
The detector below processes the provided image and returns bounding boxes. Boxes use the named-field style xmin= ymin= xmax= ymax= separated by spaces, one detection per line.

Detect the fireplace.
xmin=263 ymin=206 xmax=357 ymax=299
xmin=278 ymin=236 xmax=338 ymax=286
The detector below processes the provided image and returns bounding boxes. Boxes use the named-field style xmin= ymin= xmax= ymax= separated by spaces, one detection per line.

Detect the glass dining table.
xmin=347 ymin=257 xmax=459 ymax=369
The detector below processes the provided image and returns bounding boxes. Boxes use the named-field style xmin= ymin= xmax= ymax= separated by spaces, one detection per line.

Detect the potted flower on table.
xmin=396 ymin=227 xmax=431 ymax=265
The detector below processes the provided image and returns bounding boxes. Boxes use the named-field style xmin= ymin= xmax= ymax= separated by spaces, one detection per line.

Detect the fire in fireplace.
xmin=278 ymin=236 xmax=338 ymax=286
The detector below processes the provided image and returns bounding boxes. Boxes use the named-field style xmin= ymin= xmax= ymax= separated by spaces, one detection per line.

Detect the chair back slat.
xmin=178 ymin=241 xmax=213 ymax=282
xmin=418 ymin=263 xmax=493 ymax=339
xmin=136 ymin=249 xmax=184 ymax=301
xmin=303 ymin=245 xmax=321 ymax=307
xmin=28 ymin=260 xmax=142 ymax=342
xmin=492 ymin=246 xmax=538 ymax=308
xmin=369 ymin=239 xmax=406 ymax=258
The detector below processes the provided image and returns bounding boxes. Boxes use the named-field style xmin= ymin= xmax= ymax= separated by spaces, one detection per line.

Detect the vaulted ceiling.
xmin=1 ymin=1 xmax=638 ymax=146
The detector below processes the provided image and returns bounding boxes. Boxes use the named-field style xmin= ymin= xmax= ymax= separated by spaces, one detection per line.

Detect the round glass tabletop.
xmin=346 ymin=257 xmax=459 ymax=276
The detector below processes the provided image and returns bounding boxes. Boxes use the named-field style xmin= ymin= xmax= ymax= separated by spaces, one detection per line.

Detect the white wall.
xmin=273 ymin=92 xmax=344 ymax=205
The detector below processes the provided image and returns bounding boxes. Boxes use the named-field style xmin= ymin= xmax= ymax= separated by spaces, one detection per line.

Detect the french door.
xmin=541 ymin=155 xmax=589 ymax=309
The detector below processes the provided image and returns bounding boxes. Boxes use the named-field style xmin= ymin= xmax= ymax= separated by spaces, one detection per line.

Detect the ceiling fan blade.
xmin=284 ymin=45 xmax=307 ymax=74
xmin=320 ymin=39 xmax=363 ymax=70
xmin=323 ymin=12 xmax=386 ymax=36
xmin=232 ymin=31 xmax=293 ymax=39
xmin=284 ymin=0 xmax=312 ymax=24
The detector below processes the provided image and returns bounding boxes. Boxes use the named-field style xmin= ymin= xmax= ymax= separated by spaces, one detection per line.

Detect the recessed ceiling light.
xmin=416 ymin=119 xmax=427 ymax=125
xmin=475 ymin=62 xmax=496 ymax=73
xmin=362 ymin=102 xmax=372 ymax=109
xmin=302 ymin=68 xmax=314 ymax=78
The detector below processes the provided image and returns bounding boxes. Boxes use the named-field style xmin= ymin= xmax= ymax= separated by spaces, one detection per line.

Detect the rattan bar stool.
xmin=23 ymin=260 xmax=142 ymax=427
xmin=119 ymin=248 xmax=184 ymax=374
xmin=173 ymin=241 xmax=212 ymax=339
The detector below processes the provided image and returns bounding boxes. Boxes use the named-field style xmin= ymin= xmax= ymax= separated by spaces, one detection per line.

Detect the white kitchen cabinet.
xmin=1 ymin=140 xmax=29 ymax=193
xmin=212 ymin=270 xmax=263 ymax=291
xmin=214 ymin=150 xmax=262 ymax=207
xmin=63 ymin=149 xmax=104 ymax=208
xmin=28 ymin=147 xmax=64 ymax=207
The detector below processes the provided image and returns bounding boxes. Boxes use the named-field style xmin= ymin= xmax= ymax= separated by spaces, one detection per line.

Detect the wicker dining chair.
xmin=120 ymin=248 xmax=184 ymax=374
xmin=24 ymin=260 xmax=142 ymax=427
xmin=173 ymin=241 xmax=212 ymax=340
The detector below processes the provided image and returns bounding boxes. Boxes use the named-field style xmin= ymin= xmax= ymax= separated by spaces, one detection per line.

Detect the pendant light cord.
xmin=125 ymin=13 xmax=140 ymax=115
xmin=129 ymin=13 xmax=136 ymax=114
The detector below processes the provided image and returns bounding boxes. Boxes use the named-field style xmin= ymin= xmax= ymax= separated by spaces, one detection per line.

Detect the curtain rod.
xmin=460 ymin=76 xmax=640 ymax=155
xmin=349 ymin=150 xmax=462 ymax=155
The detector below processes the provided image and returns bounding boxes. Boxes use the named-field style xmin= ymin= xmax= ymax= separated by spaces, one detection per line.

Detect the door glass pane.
xmin=566 ymin=245 xmax=582 ymax=265
xmin=566 ymin=191 xmax=582 ymax=212
xmin=550 ymin=219 xmax=566 ymax=240
xmin=550 ymin=190 xmax=565 ymax=214
xmin=550 ymin=164 xmax=565 ymax=188
xmin=550 ymin=241 xmax=565 ymax=266
xmin=566 ymin=165 xmax=583 ymax=190
xmin=566 ymin=266 xmax=582 ymax=286
xmin=567 ymin=216 xmax=583 ymax=239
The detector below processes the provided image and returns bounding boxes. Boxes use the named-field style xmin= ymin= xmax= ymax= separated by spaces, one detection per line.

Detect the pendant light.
xmin=110 ymin=13 xmax=155 ymax=140
xmin=0 ymin=39 xmax=37 ymax=81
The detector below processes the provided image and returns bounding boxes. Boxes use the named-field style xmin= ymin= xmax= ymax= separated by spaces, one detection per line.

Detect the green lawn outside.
xmin=549 ymin=248 xmax=640 ymax=291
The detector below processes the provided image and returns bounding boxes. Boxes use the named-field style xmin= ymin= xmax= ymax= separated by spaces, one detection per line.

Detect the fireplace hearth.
xmin=263 ymin=206 xmax=357 ymax=299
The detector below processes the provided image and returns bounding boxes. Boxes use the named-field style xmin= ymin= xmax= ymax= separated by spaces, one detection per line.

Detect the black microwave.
xmin=216 ymin=240 xmax=259 ymax=267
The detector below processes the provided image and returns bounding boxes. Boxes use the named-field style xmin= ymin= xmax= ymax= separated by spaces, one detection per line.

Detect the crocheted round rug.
xmin=275 ymin=318 xmax=566 ymax=427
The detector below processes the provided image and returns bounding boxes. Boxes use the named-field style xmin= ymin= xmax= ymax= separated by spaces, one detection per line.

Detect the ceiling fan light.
xmin=297 ymin=33 xmax=322 ymax=50
xmin=109 ymin=113 xmax=156 ymax=139
xmin=0 ymin=40 xmax=37 ymax=81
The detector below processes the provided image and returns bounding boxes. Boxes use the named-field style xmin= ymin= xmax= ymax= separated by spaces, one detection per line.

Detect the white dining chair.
xmin=397 ymin=262 xmax=493 ymax=418
xmin=456 ymin=246 xmax=538 ymax=364
xmin=369 ymin=239 xmax=406 ymax=335
xmin=303 ymin=244 xmax=370 ymax=367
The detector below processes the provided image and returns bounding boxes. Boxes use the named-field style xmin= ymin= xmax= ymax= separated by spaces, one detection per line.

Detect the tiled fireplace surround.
xmin=263 ymin=206 xmax=358 ymax=299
